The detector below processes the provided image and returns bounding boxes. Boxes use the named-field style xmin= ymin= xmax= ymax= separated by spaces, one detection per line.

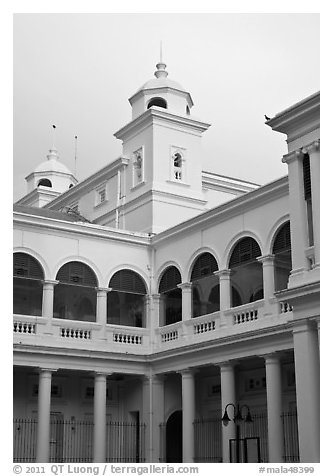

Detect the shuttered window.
xmin=13 ymin=253 xmax=44 ymax=280
xmin=303 ymin=154 xmax=312 ymax=200
xmin=273 ymin=222 xmax=291 ymax=254
xmin=109 ymin=270 xmax=146 ymax=295
xmin=56 ymin=261 xmax=97 ymax=287
xmin=191 ymin=253 xmax=218 ymax=281
xmin=229 ymin=237 xmax=261 ymax=268
xmin=159 ymin=267 xmax=181 ymax=293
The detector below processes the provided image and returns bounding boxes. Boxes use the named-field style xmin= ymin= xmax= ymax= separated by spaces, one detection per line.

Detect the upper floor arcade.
xmin=13 ymin=174 xmax=297 ymax=357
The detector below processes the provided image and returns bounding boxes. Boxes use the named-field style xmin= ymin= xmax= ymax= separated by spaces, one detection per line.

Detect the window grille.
xmin=159 ymin=267 xmax=181 ymax=293
xmin=99 ymin=189 xmax=106 ymax=203
xmin=229 ymin=238 xmax=261 ymax=268
xmin=109 ymin=270 xmax=146 ymax=295
xmin=13 ymin=253 xmax=44 ymax=280
xmin=191 ymin=253 xmax=218 ymax=281
xmin=273 ymin=222 xmax=291 ymax=254
xmin=56 ymin=262 xmax=97 ymax=287
xmin=303 ymin=154 xmax=312 ymax=200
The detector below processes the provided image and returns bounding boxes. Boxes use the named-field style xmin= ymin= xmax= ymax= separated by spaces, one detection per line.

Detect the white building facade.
xmin=13 ymin=61 xmax=320 ymax=464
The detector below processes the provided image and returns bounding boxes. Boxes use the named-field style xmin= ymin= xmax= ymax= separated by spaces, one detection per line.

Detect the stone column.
xmin=215 ymin=269 xmax=231 ymax=311
xmin=36 ymin=368 xmax=54 ymax=462
xmin=264 ymin=354 xmax=284 ymax=462
xmin=180 ymin=369 xmax=196 ymax=462
xmin=257 ymin=255 xmax=275 ymax=299
xmin=93 ymin=372 xmax=108 ymax=462
xmin=178 ymin=282 xmax=192 ymax=321
xmin=282 ymin=150 xmax=308 ymax=284
xmin=306 ymin=140 xmax=320 ymax=266
xmin=293 ymin=320 xmax=320 ymax=462
xmin=219 ymin=362 xmax=236 ymax=463
xmin=42 ymin=280 xmax=58 ymax=333
xmin=142 ymin=374 xmax=165 ymax=462
xmin=96 ymin=287 xmax=110 ymax=338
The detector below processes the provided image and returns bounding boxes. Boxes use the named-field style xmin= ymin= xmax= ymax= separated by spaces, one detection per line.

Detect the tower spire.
xmin=154 ymin=42 xmax=168 ymax=79
xmin=47 ymin=124 xmax=59 ymax=160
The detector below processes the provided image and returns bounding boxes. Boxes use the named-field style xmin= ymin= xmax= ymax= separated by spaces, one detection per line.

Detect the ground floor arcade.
xmin=14 ymin=350 xmax=303 ymax=464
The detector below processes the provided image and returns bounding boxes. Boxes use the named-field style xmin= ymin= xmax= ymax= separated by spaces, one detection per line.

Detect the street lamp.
xmin=222 ymin=403 xmax=253 ymax=463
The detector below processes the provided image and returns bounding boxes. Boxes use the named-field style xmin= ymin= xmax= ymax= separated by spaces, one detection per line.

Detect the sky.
xmin=13 ymin=13 xmax=320 ymax=201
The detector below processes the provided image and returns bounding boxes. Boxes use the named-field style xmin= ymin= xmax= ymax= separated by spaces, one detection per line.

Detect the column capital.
xmin=142 ymin=373 xmax=166 ymax=383
xmin=261 ymin=352 xmax=282 ymax=364
xmin=38 ymin=367 xmax=58 ymax=374
xmin=282 ymin=148 xmax=304 ymax=164
xmin=177 ymin=282 xmax=192 ymax=291
xmin=217 ymin=360 xmax=238 ymax=371
xmin=214 ymin=269 xmax=231 ymax=278
xmin=292 ymin=317 xmax=318 ymax=335
xmin=178 ymin=368 xmax=197 ymax=377
xmin=95 ymin=287 xmax=112 ymax=294
xmin=302 ymin=140 xmax=320 ymax=155
xmin=42 ymin=279 xmax=59 ymax=287
xmin=256 ymin=254 xmax=275 ymax=264
xmin=93 ymin=371 xmax=111 ymax=379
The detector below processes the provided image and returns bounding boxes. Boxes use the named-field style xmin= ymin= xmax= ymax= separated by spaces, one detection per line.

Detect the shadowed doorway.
xmin=166 ymin=410 xmax=182 ymax=462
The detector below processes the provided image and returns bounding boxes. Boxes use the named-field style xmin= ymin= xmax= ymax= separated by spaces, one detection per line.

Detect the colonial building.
xmin=13 ymin=58 xmax=320 ymax=464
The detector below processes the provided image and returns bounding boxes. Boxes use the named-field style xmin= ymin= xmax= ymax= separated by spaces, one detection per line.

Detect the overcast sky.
xmin=13 ymin=13 xmax=319 ymax=201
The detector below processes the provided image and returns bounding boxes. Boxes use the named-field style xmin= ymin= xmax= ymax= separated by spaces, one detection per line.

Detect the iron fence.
xmin=282 ymin=411 xmax=299 ymax=462
xmin=13 ymin=419 xmax=145 ymax=463
xmin=160 ymin=411 xmax=299 ymax=463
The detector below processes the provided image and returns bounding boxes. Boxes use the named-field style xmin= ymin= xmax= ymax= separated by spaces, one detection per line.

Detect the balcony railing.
xmin=14 ymin=296 xmax=289 ymax=354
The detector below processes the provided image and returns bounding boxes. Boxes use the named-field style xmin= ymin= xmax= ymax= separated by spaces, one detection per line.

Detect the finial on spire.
xmin=155 ymin=42 xmax=168 ymax=79
xmin=47 ymin=124 xmax=59 ymax=160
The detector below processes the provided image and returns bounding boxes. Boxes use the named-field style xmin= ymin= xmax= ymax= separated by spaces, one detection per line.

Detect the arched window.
xmin=273 ymin=222 xmax=292 ymax=291
xmin=229 ymin=237 xmax=263 ymax=307
xmin=147 ymin=97 xmax=167 ymax=109
xmin=38 ymin=178 xmax=52 ymax=187
xmin=190 ymin=252 xmax=219 ymax=318
xmin=107 ymin=270 xmax=147 ymax=327
xmin=159 ymin=266 xmax=182 ymax=326
xmin=13 ymin=253 xmax=44 ymax=316
xmin=53 ymin=261 xmax=97 ymax=322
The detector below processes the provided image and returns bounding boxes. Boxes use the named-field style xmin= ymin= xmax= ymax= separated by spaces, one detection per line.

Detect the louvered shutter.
xmin=110 ymin=270 xmax=146 ymax=295
xmin=56 ymin=262 xmax=97 ymax=287
xmin=273 ymin=222 xmax=291 ymax=254
xmin=159 ymin=267 xmax=181 ymax=293
xmin=13 ymin=253 xmax=44 ymax=280
xmin=303 ymin=154 xmax=312 ymax=200
xmin=191 ymin=253 xmax=218 ymax=281
xmin=229 ymin=238 xmax=261 ymax=268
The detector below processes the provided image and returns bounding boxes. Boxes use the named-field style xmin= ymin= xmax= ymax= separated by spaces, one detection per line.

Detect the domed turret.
xmin=26 ymin=146 xmax=77 ymax=195
xmin=128 ymin=58 xmax=194 ymax=120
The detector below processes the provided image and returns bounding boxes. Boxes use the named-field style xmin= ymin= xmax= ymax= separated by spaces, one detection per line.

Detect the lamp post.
xmin=222 ymin=403 xmax=253 ymax=463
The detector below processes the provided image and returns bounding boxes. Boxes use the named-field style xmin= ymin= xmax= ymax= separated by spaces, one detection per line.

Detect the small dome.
xmin=137 ymin=61 xmax=186 ymax=94
xmin=34 ymin=149 xmax=73 ymax=176
xmin=139 ymin=76 xmax=186 ymax=93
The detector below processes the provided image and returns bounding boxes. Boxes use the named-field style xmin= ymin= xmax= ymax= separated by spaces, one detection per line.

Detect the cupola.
xmin=128 ymin=58 xmax=194 ymax=120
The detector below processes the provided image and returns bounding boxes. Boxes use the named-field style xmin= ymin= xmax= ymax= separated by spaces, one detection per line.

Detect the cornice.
xmin=128 ymin=86 xmax=194 ymax=108
xmin=152 ymin=175 xmax=289 ymax=245
xmin=266 ymin=91 xmax=320 ymax=135
xmin=13 ymin=211 xmax=151 ymax=246
xmin=114 ymin=107 xmax=211 ymax=141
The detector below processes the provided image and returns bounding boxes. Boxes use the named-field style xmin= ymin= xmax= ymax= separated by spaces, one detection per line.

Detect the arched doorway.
xmin=166 ymin=410 xmax=182 ymax=462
